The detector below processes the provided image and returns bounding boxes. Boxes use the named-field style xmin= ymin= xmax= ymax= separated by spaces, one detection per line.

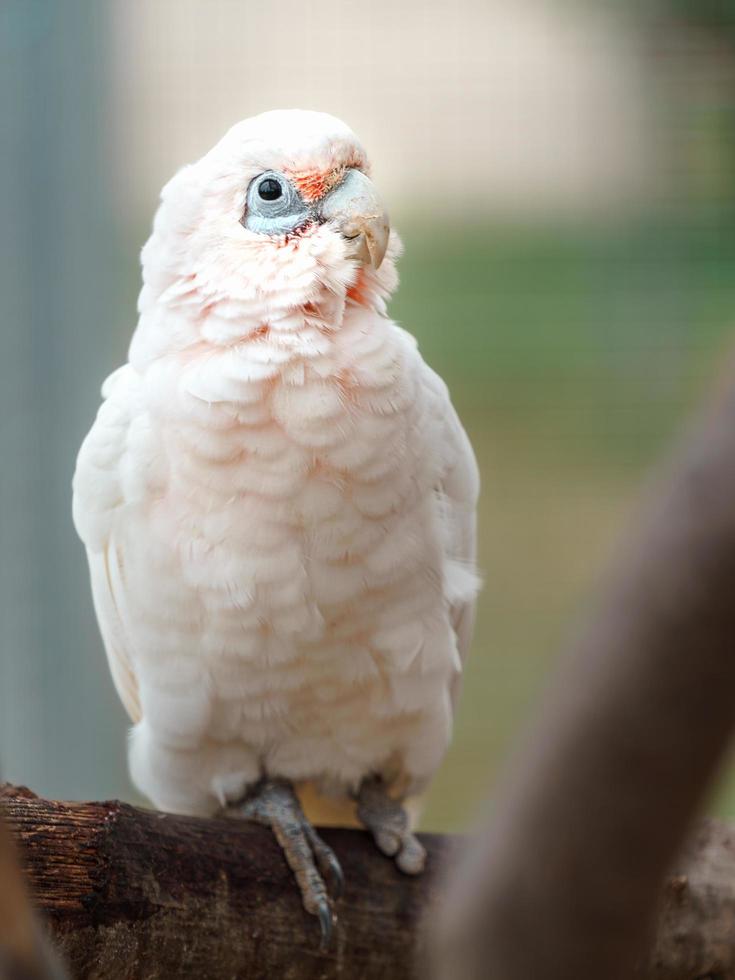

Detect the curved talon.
xmin=303 ymin=822 xmax=345 ymax=899
xmin=317 ymin=898 xmax=335 ymax=950
xmin=323 ymin=848 xmax=345 ymax=899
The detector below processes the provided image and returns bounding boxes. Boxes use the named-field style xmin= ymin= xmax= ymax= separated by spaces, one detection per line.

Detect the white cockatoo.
xmin=73 ymin=109 xmax=479 ymax=940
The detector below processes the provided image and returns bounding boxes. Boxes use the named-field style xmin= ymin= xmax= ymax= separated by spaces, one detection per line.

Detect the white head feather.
xmin=131 ymin=109 xmax=400 ymax=367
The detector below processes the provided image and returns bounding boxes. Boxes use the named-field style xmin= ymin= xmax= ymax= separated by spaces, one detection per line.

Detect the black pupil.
xmin=258 ymin=177 xmax=282 ymax=201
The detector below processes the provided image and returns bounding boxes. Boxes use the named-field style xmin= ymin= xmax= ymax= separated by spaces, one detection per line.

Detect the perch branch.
xmin=1 ymin=785 xmax=446 ymax=980
xmin=2 ymin=787 xmax=734 ymax=978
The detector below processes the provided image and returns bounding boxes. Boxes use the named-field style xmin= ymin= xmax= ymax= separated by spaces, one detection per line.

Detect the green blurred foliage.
xmin=389 ymin=215 xmax=735 ymax=829
xmin=648 ymin=0 xmax=735 ymax=40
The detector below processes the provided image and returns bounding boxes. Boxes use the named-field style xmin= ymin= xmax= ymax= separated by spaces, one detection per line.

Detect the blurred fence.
xmin=0 ymin=1 xmax=130 ymax=799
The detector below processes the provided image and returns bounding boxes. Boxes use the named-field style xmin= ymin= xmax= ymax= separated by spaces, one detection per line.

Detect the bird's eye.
xmin=243 ymin=171 xmax=308 ymax=236
xmin=258 ymin=177 xmax=283 ymax=202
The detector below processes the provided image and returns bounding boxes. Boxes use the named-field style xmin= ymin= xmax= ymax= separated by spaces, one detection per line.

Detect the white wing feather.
xmin=419 ymin=359 xmax=481 ymax=698
xmin=73 ymin=365 xmax=149 ymax=724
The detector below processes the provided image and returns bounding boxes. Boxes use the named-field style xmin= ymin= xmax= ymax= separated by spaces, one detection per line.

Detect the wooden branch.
xmin=1 ymin=785 xmax=448 ymax=980
xmin=429 ymin=369 xmax=735 ymax=980
xmin=3 ymin=787 xmax=734 ymax=979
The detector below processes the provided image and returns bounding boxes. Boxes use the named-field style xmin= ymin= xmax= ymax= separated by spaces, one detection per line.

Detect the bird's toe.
xmin=374 ymin=828 xmax=402 ymax=857
xmin=395 ymin=834 xmax=426 ymax=875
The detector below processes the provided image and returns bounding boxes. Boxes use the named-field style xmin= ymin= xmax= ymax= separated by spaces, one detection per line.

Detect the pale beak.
xmin=319 ymin=169 xmax=390 ymax=269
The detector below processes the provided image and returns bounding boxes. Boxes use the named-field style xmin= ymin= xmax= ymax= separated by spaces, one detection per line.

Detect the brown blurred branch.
xmin=0 ymin=795 xmax=67 ymax=980
xmin=647 ymin=819 xmax=735 ymax=979
xmin=430 ymin=371 xmax=735 ymax=979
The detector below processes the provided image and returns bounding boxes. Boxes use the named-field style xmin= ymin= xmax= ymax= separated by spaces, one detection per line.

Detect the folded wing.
xmin=72 ymin=365 xmax=153 ymax=724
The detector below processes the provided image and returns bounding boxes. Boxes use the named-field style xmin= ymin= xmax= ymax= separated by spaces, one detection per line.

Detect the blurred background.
xmin=1 ymin=0 xmax=735 ymax=831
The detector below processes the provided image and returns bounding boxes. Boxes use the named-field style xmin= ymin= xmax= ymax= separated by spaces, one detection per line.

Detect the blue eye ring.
xmin=243 ymin=171 xmax=310 ymax=235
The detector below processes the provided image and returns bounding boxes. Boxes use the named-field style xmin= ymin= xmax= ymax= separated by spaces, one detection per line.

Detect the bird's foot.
xmin=356 ymin=776 xmax=426 ymax=875
xmin=239 ymin=777 xmax=343 ymax=947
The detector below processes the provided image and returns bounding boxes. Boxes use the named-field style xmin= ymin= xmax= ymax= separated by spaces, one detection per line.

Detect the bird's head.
xmin=136 ymin=109 xmax=399 ymax=351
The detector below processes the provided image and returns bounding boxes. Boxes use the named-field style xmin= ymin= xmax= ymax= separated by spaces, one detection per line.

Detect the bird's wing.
xmin=87 ymin=546 xmax=141 ymax=723
xmin=416 ymin=349 xmax=481 ymax=700
xmin=73 ymin=365 xmax=155 ymax=724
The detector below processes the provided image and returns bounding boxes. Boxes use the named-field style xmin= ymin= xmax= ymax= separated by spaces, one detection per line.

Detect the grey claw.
xmin=324 ymin=849 xmax=344 ymax=899
xmin=317 ymin=899 xmax=334 ymax=949
xmin=302 ymin=822 xmax=345 ymax=899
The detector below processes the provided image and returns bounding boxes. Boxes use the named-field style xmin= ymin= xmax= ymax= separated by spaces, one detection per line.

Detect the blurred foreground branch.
xmin=430 ymin=371 xmax=735 ymax=979
xmin=0 ymin=795 xmax=67 ymax=980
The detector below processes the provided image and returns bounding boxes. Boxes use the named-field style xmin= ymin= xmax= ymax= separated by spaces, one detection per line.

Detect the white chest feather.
xmin=115 ymin=306 xmax=453 ymax=768
xmin=75 ymin=299 xmax=478 ymax=813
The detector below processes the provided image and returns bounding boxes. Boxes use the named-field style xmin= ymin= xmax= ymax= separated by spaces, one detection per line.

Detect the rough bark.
xmin=429 ymin=371 xmax=735 ymax=980
xmin=645 ymin=818 xmax=735 ymax=979
xmin=1 ymin=785 xmax=448 ymax=980
xmin=3 ymin=787 xmax=734 ymax=979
